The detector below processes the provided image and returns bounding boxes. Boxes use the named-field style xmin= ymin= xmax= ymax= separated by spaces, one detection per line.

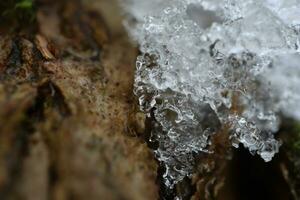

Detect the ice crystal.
xmin=123 ymin=0 xmax=300 ymax=187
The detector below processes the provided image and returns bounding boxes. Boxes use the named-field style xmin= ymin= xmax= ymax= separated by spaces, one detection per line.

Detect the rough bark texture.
xmin=0 ymin=1 xmax=300 ymax=200
xmin=0 ymin=1 xmax=158 ymax=200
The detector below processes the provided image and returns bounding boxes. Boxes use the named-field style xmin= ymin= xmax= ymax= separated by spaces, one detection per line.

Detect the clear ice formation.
xmin=123 ymin=0 xmax=300 ymax=187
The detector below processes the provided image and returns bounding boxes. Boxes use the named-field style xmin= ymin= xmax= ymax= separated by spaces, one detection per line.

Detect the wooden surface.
xmin=0 ymin=1 xmax=158 ymax=199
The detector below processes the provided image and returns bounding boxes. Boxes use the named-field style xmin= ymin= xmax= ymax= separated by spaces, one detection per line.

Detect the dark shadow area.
xmin=228 ymin=147 xmax=293 ymax=200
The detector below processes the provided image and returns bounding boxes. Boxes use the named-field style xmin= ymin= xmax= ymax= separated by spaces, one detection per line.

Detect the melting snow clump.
xmin=123 ymin=0 xmax=300 ymax=188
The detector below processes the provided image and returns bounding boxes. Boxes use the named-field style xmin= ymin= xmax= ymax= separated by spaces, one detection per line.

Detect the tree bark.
xmin=0 ymin=1 xmax=158 ymax=200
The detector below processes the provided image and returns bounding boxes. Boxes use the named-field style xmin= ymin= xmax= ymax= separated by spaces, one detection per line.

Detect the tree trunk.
xmin=1 ymin=1 xmax=300 ymax=200
xmin=0 ymin=1 xmax=158 ymax=200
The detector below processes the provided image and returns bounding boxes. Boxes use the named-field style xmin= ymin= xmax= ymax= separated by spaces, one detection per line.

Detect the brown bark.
xmin=0 ymin=1 xmax=158 ymax=200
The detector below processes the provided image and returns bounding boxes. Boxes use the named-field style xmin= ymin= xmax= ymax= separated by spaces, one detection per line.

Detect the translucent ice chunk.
xmin=123 ymin=0 xmax=300 ymax=187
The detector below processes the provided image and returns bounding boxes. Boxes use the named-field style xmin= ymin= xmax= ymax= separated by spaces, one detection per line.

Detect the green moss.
xmin=16 ymin=0 xmax=33 ymax=8
xmin=0 ymin=0 xmax=36 ymax=27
